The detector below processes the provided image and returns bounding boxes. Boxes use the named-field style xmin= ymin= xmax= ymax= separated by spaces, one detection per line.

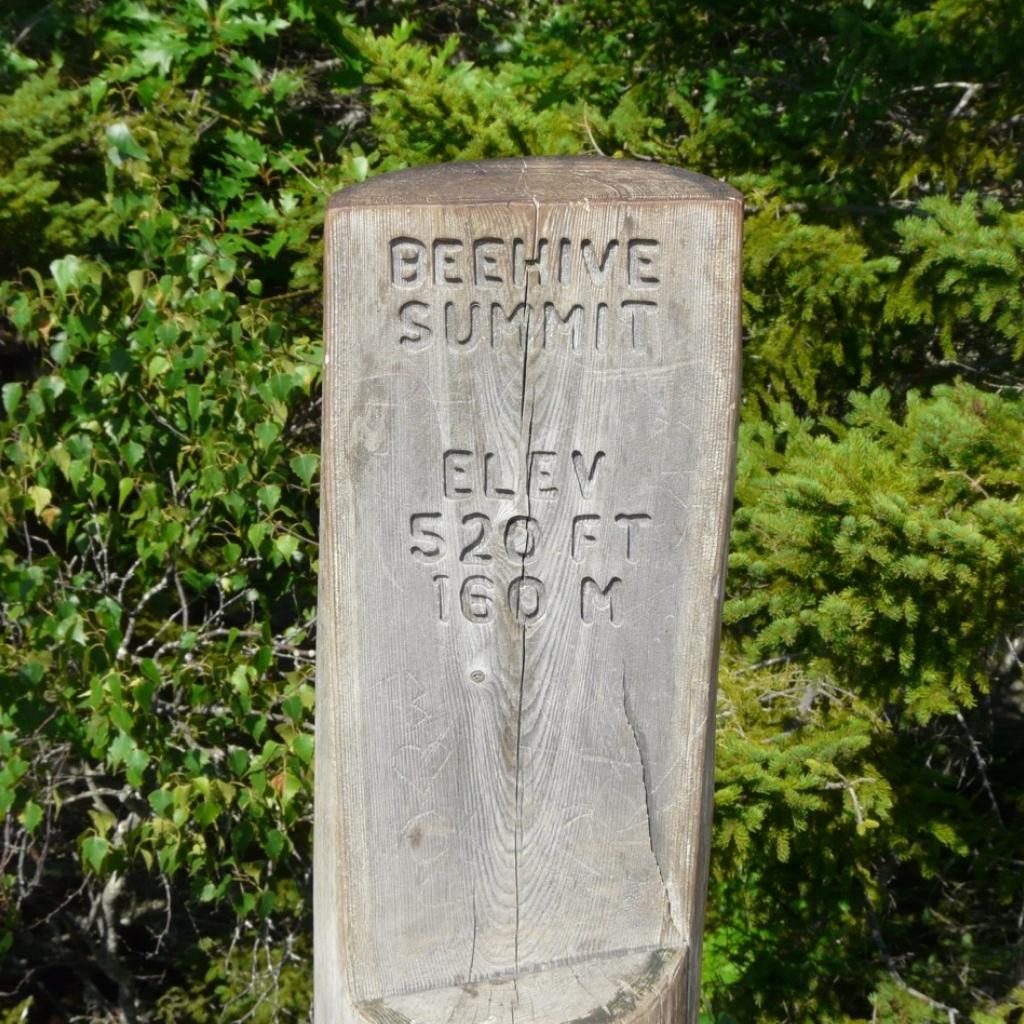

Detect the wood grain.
xmin=316 ymin=157 xmax=742 ymax=1024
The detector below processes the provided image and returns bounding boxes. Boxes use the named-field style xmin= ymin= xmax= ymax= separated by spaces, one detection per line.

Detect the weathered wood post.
xmin=316 ymin=158 xmax=742 ymax=1024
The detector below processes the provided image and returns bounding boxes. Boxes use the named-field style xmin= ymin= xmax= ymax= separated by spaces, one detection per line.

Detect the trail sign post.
xmin=316 ymin=158 xmax=742 ymax=1024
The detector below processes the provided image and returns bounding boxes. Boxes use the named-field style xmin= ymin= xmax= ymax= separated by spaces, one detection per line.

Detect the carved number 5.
xmin=410 ymin=513 xmax=445 ymax=561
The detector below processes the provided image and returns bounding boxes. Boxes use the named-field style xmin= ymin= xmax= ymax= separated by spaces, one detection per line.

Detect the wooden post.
xmin=316 ymin=158 xmax=742 ymax=1024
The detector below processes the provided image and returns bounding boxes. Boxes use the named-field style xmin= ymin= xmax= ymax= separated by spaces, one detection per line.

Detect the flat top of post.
xmin=329 ymin=156 xmax=741 ymax=208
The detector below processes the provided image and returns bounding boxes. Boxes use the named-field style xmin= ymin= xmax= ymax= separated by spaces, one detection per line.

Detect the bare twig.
xmin=864 ymin=884 xmax=960 ymax=1023
xmin=954 ymin=710 xmax=1005 ymax=828
xmin=737 ymin=653 xmax=800 ymax=674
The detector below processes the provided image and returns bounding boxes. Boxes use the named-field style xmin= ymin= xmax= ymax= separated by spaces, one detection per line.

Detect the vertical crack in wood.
xmin=468 ymin=887 xmax=478 ymax=983
xmin=512 ymin=204 xmax=537 ymax=993
xmin=514 ymin=398 xmax=535 ymax=990
xmin=621 ymin=666 xmax=674 ymax=931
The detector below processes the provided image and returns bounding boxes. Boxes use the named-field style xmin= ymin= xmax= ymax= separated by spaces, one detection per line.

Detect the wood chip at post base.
xmin=315 ymin=157 xmax=742 ymax=1024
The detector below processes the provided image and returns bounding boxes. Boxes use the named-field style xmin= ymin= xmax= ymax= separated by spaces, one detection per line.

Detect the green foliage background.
xmin=0 ymin=1 xmax=1021 ymax=1021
